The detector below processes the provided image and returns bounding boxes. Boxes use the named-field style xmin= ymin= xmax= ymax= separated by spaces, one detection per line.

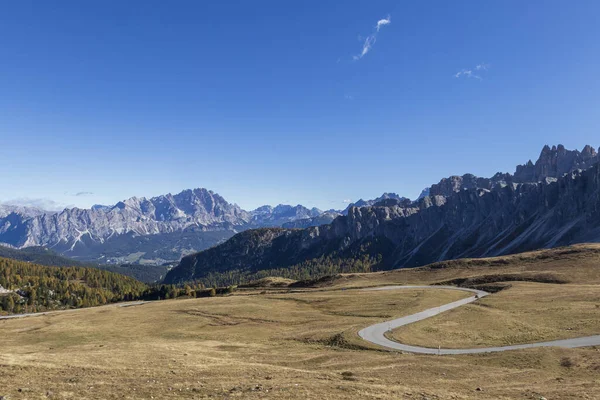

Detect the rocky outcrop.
xmin=428 ymin=173 xmax=512 ymax=197
xmin=514 ymin=144 xmax=599 ymax=182
xmin=342 ymin=193 xmax=410 ymax=214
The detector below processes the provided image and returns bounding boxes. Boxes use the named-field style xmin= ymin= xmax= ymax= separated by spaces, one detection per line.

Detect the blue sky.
xmin=1 ymin=0 xmax=599 ymax=211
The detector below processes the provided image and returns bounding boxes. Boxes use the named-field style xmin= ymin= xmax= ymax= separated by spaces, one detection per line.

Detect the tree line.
xmin=0 ymin=257 xmax=234 ymax=315
xmin=196 ymin=254 xmax=383 ymax=288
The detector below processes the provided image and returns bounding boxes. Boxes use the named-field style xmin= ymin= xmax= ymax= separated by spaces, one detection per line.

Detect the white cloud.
xmin=62 ymin=191 xmax=95 ymax=197
xmin=342 ymin=199 xmax=352 ymax=203
xmin=454 ymin=63 xmax=490 ymax=80
xmin=353 ymin=15 xmax=391 ymax=60
xmin=354 ymin=35 xmax=376 ymax=60
xmin=376 ymin=16 xmax=391 ymax=31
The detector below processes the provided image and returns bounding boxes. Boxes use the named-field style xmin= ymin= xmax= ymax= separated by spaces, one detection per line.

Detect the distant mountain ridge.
xmin=164 ymin=144 xmax=600 ymax=285
xmin=5 ymin=144 xmax=598 ymax=268
xmin=0 ymin=189 xmax=335 ymax=264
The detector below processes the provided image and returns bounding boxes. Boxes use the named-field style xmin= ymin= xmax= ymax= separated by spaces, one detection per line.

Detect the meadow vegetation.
xmin=0 ymin=244 xmax=599 ymax=399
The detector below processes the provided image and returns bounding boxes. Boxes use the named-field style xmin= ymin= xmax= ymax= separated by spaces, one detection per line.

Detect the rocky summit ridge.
xmin=164 ymin=144 xmax=600 ymax=284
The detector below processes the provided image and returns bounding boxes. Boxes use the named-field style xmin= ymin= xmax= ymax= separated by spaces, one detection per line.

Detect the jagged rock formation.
xmin=428 ymin=144 xmax=600 ymax=197
xmin=342 ymin=193 xmax=410 ymax=214
xmin=164 ymin=144 xmax=600 ymax=284
xmin=514 ymin=144 xmax=599 ymax=182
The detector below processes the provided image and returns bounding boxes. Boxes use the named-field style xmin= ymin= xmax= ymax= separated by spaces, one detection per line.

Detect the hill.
xmin=0 ymin=257 xmax=148 ymax=314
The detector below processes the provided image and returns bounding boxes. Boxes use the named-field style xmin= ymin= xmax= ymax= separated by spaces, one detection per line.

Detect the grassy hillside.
xmin=163 ymin=228 xmax=394 ymax=286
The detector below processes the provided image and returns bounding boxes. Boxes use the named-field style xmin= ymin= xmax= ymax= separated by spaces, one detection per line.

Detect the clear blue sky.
xmin=1 ymin=0 xmax=599 ymax=211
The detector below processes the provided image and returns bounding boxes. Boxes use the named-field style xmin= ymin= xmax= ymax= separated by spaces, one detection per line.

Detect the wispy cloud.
xmin=353 ymin=15 xmax=391 ymax=60
xmin=454 ymin=69 xmax=482 ymax=80
xmin=454 ymin=63 xmax=491 ymax=80
xmin=376 ymin=16 xmax=391 ymax=31
xmin=342 ymin=199 xmax=352 ymax=203
xmin=63 ymin=191 xmax=94 ymax=197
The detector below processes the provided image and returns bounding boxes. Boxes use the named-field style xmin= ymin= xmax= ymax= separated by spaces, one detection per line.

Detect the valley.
xmin=1 ymin=245 xmax=599 ymax=399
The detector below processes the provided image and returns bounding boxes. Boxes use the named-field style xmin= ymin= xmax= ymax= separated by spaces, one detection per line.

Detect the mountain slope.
xmin=164 ymin=145 xmax=600 ymax=285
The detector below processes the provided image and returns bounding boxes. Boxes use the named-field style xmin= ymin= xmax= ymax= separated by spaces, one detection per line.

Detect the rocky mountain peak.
xmin=425 ymin=144 xmax=600 ymax=198
xmin=514 ymin=144 xmax=599 ymax=183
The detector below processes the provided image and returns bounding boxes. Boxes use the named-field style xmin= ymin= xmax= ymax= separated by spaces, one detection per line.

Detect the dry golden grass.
xmin=306 ymin=243 xmax=600 ymax=288
xmin=390 ymin=282 xmax=600 ymax=348
xmin=1 ymin=244 xmax=600 ymax=399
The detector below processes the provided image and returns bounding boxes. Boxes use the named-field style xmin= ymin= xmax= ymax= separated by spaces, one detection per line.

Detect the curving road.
xmin=0 ymin=301 xmax=151 ymax=320
xmin=358 ymin=285 xmax=600 ymax=355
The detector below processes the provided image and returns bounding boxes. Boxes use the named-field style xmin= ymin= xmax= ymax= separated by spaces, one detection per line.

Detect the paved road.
xmin=358 ymin=285 xmax=600 ymax=354
xmin=0 ymin=301 xmax=151 ymax=320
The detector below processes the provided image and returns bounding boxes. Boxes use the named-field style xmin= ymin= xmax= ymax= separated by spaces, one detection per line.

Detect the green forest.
xmin=0 ymin=257 xmax=149 ymax=314
xmin=197 ymin=254 xmax=383 ymax=288
xmin=0 ymin=257 xmax=238 ymax=315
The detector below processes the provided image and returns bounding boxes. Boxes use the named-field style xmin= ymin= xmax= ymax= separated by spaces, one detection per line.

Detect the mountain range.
xmin=3 ymin=144 xmax=599 ymax=275
xmin=0 ymin=189 xmax=340 ymax=264
xmin=163 ymin=144 xmax=600 ymax=285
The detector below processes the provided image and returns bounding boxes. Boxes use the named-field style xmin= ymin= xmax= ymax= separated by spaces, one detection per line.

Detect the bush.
xmin=560 ymin=357 xmax=575 ymax=368
xmin=194 ymin=288 xmax=216 ymax=298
